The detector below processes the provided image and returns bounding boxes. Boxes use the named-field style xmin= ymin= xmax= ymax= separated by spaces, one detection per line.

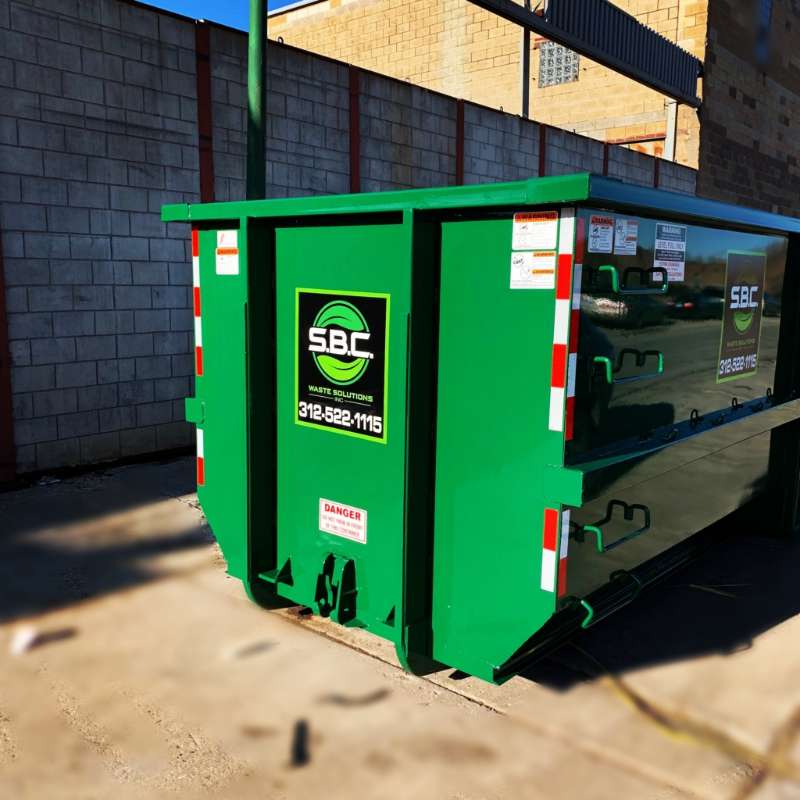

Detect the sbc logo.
xmin=730 ymin=284 xmax=759 ymax=334
xmin=307 ymin=300 xmax=373 ymax=385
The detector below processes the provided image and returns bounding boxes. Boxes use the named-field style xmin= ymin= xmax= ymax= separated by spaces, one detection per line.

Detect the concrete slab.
xmin=1 ymin=457 xmax=799 ymax=799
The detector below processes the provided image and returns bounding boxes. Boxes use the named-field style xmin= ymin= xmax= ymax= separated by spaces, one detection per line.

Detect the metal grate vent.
xmin=545 ymin=0 xmax=700 ymax=103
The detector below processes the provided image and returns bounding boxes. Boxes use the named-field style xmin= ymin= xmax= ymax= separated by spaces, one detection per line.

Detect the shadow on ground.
xmin=524 ymin=531 xmax=800 ymax=688
xmin=0 ymin=456 xmax=211 ymax=624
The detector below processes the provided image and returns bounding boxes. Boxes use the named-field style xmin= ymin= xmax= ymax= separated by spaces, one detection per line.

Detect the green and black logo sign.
xmin=717 ymin=251 xmax=767 ymax=383
xmin=296 ymin=289 xmax=389 ymax=442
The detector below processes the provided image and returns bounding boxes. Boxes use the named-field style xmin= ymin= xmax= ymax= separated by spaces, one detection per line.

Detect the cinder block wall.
xmin=207 ymin=36 xmax=696 ymax=201
xmin=0 ymin=0 xmax=697 ymax=475
xmin=0 ymin=0 xmax=198 ymax=472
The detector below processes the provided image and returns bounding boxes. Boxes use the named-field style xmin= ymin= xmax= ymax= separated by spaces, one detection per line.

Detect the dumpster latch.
xmin=314 ymin=554 xmax=358 ymax=625
xmin=185 ymin=397 xmax=205 ymax=424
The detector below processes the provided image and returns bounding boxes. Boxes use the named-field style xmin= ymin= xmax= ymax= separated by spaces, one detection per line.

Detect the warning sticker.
xmin=319 ymin=498 xmax=367 ymax=544
xmin=512 ymin=211 xmax=558 ymax=250
xmin=509 ymin=250 xmax=557 ymax=290
xmin=588 ymin=215 xmax=614 ymax=253
xmin=614 ymin=218 xmax=639 ymax=256
xmin=216 ymin=230 xmax=240 ymax=275
xmin=717 ymin=251 xmax=767 ymax=383
xmin=654 ymin=222 xmax=687 ymax=282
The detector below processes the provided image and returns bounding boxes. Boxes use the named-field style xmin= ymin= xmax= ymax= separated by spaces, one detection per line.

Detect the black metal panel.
xmin=466 ymin=0 xmax=702 ymax=106
xmin=547 ymin=0 xmax=700 ymax=102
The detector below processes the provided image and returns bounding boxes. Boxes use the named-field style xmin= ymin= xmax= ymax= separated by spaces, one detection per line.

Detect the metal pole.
xmin=247 ymin=0 xmax=266 ymax=200
xmin=520 ymin=0 xmax=531 ymax=118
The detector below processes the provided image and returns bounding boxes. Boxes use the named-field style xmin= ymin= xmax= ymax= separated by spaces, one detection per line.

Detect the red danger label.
xmin=319 ymin=498 xmax=367 ymax=543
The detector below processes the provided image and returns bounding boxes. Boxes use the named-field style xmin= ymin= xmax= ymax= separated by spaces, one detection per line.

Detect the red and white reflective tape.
xmin=542 ymin=507 xmax=571 ymax=596
xmin=565 ymin=217 xmax=585 ymax=441
xmin=558 ymin=509 xmax=570 ymax=597
xmin=196 ymin=427 xmax=205 ymax=486
xmin=192 ymin=229 xmax=204 ymax=377
xmin=548 ymin=208 xmax=575 ymax=432
xmin=540 ymin=507 xmax=559 ymax=592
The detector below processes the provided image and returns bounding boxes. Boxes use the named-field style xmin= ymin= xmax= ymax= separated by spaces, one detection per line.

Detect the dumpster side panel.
xmin=432 ymin=210 xmax=574 ymax=680
xmin=192 ymin=226 xmax=249 ymax=580
xmin=273 ymin=220 xmax=412 ymax=641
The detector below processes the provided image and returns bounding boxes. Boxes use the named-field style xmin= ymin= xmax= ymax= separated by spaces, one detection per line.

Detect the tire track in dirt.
xmin=0 ymin=704 xmax=17 ymax=765
xmin=41 ymin=668 xmax=244 ymax=794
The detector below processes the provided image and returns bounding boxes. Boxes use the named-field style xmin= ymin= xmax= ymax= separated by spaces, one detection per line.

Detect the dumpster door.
xmin=432 ymin=209 xmax=574 ymax=680
xmin=272 ymin=219 xmax=411 ymax=641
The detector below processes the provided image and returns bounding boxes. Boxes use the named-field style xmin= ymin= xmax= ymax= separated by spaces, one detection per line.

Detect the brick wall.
xmin=0 ymin=0 xmax=197 ymax=472
xmin=0 ymin=0 xmax=697 ymax=475
xmin=270 ymin=0 xmax=707 ymax=166
xmin=696 ymin=0 xmax=800 ymax=215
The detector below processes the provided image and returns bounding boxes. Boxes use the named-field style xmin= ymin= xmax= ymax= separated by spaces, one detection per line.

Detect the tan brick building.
xmin=269 ymin=0 xmax=706 ymax=167
xmin=270 ymin=0 xmax=800 ymax=215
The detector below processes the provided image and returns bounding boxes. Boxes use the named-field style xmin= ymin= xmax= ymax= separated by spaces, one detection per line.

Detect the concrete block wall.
xmin=210 ymin=26 xmax=350 ymax=202
xmin=359 ymin=73 xmax=457 ymax=192
xmin=0 ymin=0 xmax=197 ymax=472
xmin=462 ymin=104 xmax=539 ymax=184
xmin=0 ymin=0 xmax=697 ymax=475
xmin=207 ymin=38 xmax=696 ymax=203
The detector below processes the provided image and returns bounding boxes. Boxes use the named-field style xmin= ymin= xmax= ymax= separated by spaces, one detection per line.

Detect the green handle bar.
xmin=597 ymin=264 xmax=669 ymax=295
xmin=593 ymin=348 xmax=664 ymax=385
xmin=577 ymin=500 xmax=652 ymax=554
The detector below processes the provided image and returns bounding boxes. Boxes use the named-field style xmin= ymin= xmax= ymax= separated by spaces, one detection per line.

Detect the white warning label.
xmin=216 ymin=230 xmax=240 ymax=275
xmin=319 ymin=498 xmax=367 ymax=544
xmin=588 ymin=214 xmax=614 ymax=254
xmin=614 ymin=218 xmax=639 ymax=256
xmin=509 ymin=250 xmax=557 ymax=290
xmin=512 ymin=211 xmax=558 ymax=250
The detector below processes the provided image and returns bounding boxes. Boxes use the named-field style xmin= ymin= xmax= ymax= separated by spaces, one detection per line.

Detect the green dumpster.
xmin=163 ymin=173 xmax=800 ymax=683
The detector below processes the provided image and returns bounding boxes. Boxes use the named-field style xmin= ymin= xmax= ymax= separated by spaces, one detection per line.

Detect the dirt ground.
xmin=2 ymin=456 xmax=800 ymax=800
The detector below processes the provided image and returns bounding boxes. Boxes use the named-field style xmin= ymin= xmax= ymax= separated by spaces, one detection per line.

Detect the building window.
xmin=538 ymin=41 xmax=580 ymax=88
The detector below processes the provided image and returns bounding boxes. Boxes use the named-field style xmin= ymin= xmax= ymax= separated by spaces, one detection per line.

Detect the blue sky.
xmin=143 ymin=0 xmax=293 ymax=31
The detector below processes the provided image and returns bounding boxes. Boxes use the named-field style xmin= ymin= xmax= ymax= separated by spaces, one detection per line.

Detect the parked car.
xmin=665 ymin=287 xmax=725 ymax=320
xmin=582 ymin=293 xmax=667 ymax=329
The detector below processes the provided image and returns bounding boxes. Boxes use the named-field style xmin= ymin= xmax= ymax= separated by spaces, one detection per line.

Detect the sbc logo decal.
xmin=296 ymin=290 xmax=389 ymax=442
xmin=729 ymin=284 xmax=759 ymax=334
xmin=718 ymin=252 xmax=766 ymax=383
xmin=308 ymin=300 xmax=374 ymax=385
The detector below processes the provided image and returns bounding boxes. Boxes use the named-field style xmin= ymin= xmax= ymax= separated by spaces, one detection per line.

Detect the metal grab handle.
xmin=593 ymin=348 xmax=664 ymax=385
xmin=573 ymin=499 xmax=652 ymax=554
xmin=595 ymin=265 xmax=669 ymax=296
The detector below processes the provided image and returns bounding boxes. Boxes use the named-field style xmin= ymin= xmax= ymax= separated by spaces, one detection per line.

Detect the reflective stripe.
xmin=553 ymin=299 xmax=570 ymax=345
xmin=540 ymin=549 xmax=557 ymax=593
xmin=549 ymin=387 xmax=565 ymax=432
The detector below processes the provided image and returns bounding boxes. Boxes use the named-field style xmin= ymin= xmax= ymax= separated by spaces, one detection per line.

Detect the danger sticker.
xmin=512 ymin=211 xmax=558 ymax=250
xmin=319 ymin=499 xmax=367 ymax=544
xmin=510 ymin=250 xmax=557 ymax=290
xmin=216 ymin=230 xmax=240 ymax=275
xmin=588 ymin=215 xmax=614 ymax=254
